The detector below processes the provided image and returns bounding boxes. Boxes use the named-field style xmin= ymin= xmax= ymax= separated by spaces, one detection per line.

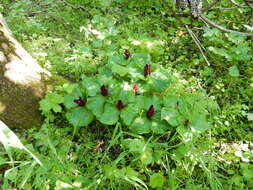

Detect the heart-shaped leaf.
xmin=66 ymin=107 xmax=94 ymax=127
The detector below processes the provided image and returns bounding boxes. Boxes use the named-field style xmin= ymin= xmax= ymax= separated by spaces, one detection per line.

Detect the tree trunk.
xmin=0 ymin=13 xmax=51 ymax=129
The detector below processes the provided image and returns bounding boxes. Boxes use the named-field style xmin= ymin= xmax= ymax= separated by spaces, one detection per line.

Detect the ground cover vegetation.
xmin=0 ymin=0 xmax=253 ymax=189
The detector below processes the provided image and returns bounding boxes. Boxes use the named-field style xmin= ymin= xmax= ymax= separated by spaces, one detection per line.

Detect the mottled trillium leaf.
xmin=148 ymin=67 xmax=171 ymax=92
xmin=229 ymin=65 xmax=240 ymax=77
xmin=64 ymin=88 xmax=83 ymax=109
xmin=150 ymin=113 xmax=168 ymax=134
xmin=161 ymin=107 xmax=179 ymax=126
xmin=190 ymin=115 xmax=210 ymax=133
xmin=111 ymin=64 xmax=129 ymax=76
xmin=98 ymin=103 xmax=119 ymax=125
xmin=66 ymin=107 xmax=94 ymax=127
xmin=130 ymin=117 xmax=151 ymax=134
xmin=150 ymin=120 xmax=167 ymax=134
xmin=163 ymin=94 xmax=180 ymax=108
xmin=136 ymin=95 xmax=162 ymax=110
xmin=82 ymin=76 xmax=100 ymax=96
xmin=108 ymin=55 xmax=125 ymax=65
xmin=120 ymin=104 xmax=139 ymax=126
xmin=86 ymin=95 xmax=105 ymax=118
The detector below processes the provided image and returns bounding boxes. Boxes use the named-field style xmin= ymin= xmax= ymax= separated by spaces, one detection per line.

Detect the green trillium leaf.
xmin=112 ymin=64 xmax=129 ymax=76
xmin=130 ymin=117 xmax=151 ymax=134
xmin=120 ymin=104 xmax=139 ymax=126
xmin=86 ymin=95 xmax=105 ymax=117
xmin=82 ymin=76 xmax=100 ymax=96
xmin=64 ymin=88 xmax=83 ymax=109
xmin=190 ymin=115 xmax=210 ymax=133
xmin=98 ymin=103 xmax=119 ymax=125
xmin=161 ymin=107 xmax=179 ymax=126
xmin=66 ymin=107 xmax=94 ymax=127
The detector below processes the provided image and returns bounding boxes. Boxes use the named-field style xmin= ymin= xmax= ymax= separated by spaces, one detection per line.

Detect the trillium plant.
xmin=40 ymin=51 xmax=218 ymax=138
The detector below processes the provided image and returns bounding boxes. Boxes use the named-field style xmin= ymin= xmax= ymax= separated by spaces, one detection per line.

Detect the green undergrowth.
xmin=1 ymin=0 xmax=253 ymax=189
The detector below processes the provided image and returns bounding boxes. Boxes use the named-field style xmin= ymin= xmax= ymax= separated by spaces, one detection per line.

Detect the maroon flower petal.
xmin=124 ymin=49 xmax=131 ymax=60
xmin=100 ymin=85 xmax=108 ymax=96
xmin=116 ymin=100 xmax=124 ymax=110
xmin=144 ymin=64 xmax=151 ymax=77
xmin=74 ymin=97 xmax=85 ymax=107
xmin=146 ymin=105 xmax=154 ymax=119
xmin=133 ymin=84 xmax=139 ymax=95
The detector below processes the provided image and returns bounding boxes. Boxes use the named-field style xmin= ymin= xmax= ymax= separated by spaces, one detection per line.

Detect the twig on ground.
xmin=199 ymin=14 xmax=253 ymax=36
xmin=185 ymin=24 xmax=211 ymax=66
xmin=229 ymin=0 xmax=253 ymax=9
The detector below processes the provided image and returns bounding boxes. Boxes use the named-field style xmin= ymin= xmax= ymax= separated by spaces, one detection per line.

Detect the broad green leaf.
xmin=148 ymin=67 xmax=171 ymax=92
xmin=117 ymin=84 xmax=135 ymax=104
xmin=127 ymin=66 xmax=144 ymax=79
xmin=163 ymin=94 xmax=180 ymax=108
xmin=64 ymin=88 xmax=83 ymax=109
xmin=149 ymin=173 xmax=165 ymax=188
xmin=86 ymin=95 xmax=105 ymax=117
xmin=190 ymin=115 xmax=210 ymax=132
xmin=130 ymin=117 xmax=151 ymax=134
xmin=120 ymin=105 xmax=139 ymax=126
xmin=112 ymin=64 xmax=129 ymax=76
xmin=40 ymin=93 xmax=64 ymax=113
xmin=136 ymin=95 xmax=162 ymax=110
xmin=150 ymin=120 xmax=168 ymax=134
xmin=98 ymin=103 xmax=119 ymax=125
xmin=229 ymin=65 xmax=240 ymax=77
xmin=108 ymin=55 xmax=125 ymax=65
xmin=161 ymin=107 xmax=179 ymax=126
xmin=66 ymin=107 xmax=94 ymax=127
xmin=82 ymin=76 xmax=100 ymax=96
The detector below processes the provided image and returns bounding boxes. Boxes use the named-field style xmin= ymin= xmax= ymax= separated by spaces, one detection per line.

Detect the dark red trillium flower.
xmin=100 ymin=85 xmax=108 ymax=96
xmin=124 ymin=49 xmax=132 ymax=60
xmin=184 ymin=120 xmax=189 ymax=127
xmin=133 ymin=84 xmax=139 ymax=95
xmin=146 ymin=105 xmax=155 ymax=119
xmin=116 ymin=100 xmax=124 ymax=110
xmin=144 ymin=64 xmax=151 ymax=77
xmin=74 ymin=97 xmax=85 ymax=107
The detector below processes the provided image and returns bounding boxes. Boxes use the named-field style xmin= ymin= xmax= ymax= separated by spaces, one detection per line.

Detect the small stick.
xmin=185 ymin=24 xmax=211 ymax=66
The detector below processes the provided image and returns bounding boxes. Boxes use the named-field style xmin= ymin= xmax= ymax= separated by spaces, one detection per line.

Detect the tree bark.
xmin=0 ymin=13 xmax=51 ymax=129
